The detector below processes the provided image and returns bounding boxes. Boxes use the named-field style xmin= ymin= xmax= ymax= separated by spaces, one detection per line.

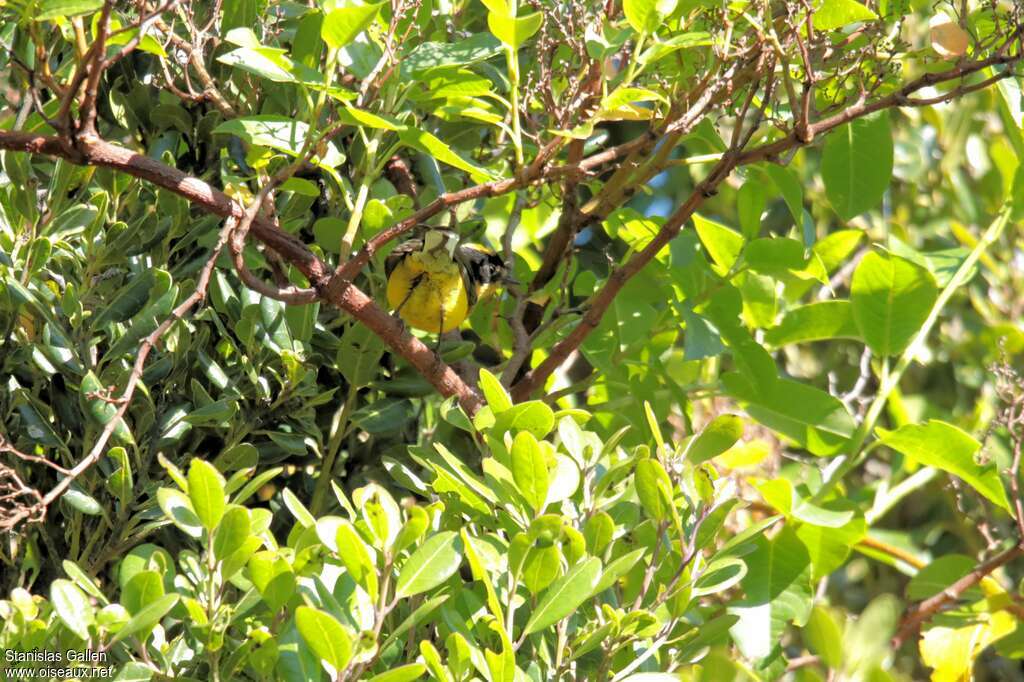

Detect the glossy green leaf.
xmin=366 ymin=664 xmax=427 ymax=682
xmin=108 ymin=594 xmax=179 ymax=646
xmin=686 ymin=414 xmax=744 ymax=465
xmin=188 ymin=458 xmax=226 ymax=532
xmin=213 ymin=505 xmax=251 ymax=561
xmin=879 ymin=420 xmax=1010 ymax=511
xmin=80 ymin=371 xmax=134 ymax=445
xmin=35 ymin=0 xmax=102 ymax=20
xmin=815 ymin=0 xmax=878 ymax=31
xmin=634 ymin=458 xmax=673 ymax=522
xmin=525 ymin=557 xmax=602 ymax=635
xmin=335 ymin=520 xmax=380 ymax=600
xmin=398 ymin=127 xmax=494 ymax=182
xmin=511 ymin=431 xmax=550 ymax=513
xmin=156 ymin=488 xmax=203 ymax=538
xmin=851 ymin=251 xmax=937 ymax=356
xmin=479 ymin=369 xmax=513 ymax=412
xmin=804 ymin=606 xmax=844 ymax=668
xmin=728 ymin=527 xmax=812 ymax=660
xmin=295 ymin=606 xmax=353 ymax=670
xmin=493 ymin=401 xmax=555 ymax=438
xmin=693 ymin=214 xmax=743 ymax=273
xmin=487 ymin=10 xmax=543 ymax=48
xmin=623 ymin=0 xmax=678 ymax=33
xmin=395 ymin=531 xmax=462 ymax=598
xmin=213 ymin=117 xmax=345 ymax=168
xmin=50 ymin=579 xmax=93 ymax=640
xmin=321 ymin=2 xmax=383 ymax=49
xmin=822 ymin=112 xmax=893 ymax=220
xmin=765 ymin=301 xmax=861 ymax=347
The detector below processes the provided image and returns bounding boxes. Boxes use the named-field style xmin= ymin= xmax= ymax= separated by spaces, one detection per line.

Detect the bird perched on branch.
xmin=385 ymin=229 xmax=514 ymax=334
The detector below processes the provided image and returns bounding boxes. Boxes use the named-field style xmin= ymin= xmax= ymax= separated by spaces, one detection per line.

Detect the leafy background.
xmin=1 ymin=0 xmax=1024 ymax=680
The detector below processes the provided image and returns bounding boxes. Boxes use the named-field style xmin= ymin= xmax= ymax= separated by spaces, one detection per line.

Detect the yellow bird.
xmin=385 ymin=229 xmax=513 ymax=334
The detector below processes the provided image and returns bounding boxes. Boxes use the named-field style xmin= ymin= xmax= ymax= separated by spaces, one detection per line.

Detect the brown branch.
xmin=230 ymin=192 xmax=319 ymax=304
xmin=891 ymin=543 xmax=1024 ymax=649
xmin=0 ymin=434 xmax=70 ymax=475
xmin=78 ymin=0 xmax=115 ymax=136
xmin=332 ymin=137 xmax=567 ymax=282
xmin=0 ymin=130 xmax=483 ymax=412
xmin=509 ymin=51 xmax=1022 ymax=401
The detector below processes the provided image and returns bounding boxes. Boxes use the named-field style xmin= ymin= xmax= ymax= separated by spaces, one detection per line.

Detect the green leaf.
xmin=487 ymin=10 xmax=543 ymax=48
xmin=398 ymin=127 xmax=494 ymax=182
xmin=761 ymin=164 xmax=804 ymax=228
xmin=493 ymin=401 xmax=556 ymax=438
xmin=90 ymin=270 xmax=156 ymax=329
xmin=693 ymin=214 xmax=743 ymax=274
xmin=335 ymin=520 xmax=380 ymax=600
xmin=213 ymin=506 xmax=251 ymax=561
xmin=804 ymin=606 xmax=844 ymax=668
xmin=796 ymin=516 xmax=867 ymax=580
xmin=62 ymin=560 xmax=108 ymax=603
xmin=593 ymin=548 xmax=647 ymax=594
xmin=35 ymin=0 xmax=102 ymax=20
xmin=123 ymin=571 xmax=164 ymax=615
xmin=109 ymin=594 xmax=179 ymax=646
xmin=366 ymin=664 xmax=428 ymax=682
xmin=188 ymin=458 xmax=226 ymax=532
xmin=764 ymin=301 xmax=861 ymax=348
xmin=851 ymin=251 xmax=938 ymax=356
xmin=815 ymin=0 xmax=878 ymax=31
xmin=879 ymin=420 xmax=1010 ymax=511
xmin=737 ymin=180 xmax=766 ymax=239
xmin=401 ymin=33 xmax=503 ymax=78
xmin=63 ymin=487 xmax=103 ymax=516
xmin=478 ymin=369 xmax=513 ymax=413
xmin=337 ymin=323 xmax=385 ymax=387
xmin=381 ymin=595 xmax=450 ymax=653
xmin=821 ymin=112 xmax=893 ymax=220
xmin=523 ymin=545 xmax=562 ymax=594
xmin=525 ymin=557 xmax=602 ymax=635
xmin=634 ymin=458 xmax=673 ymax=522
xmin=249 ymin=552 xmax=296 ymax=612
xmin=106 ymin=446 xmax=133 ymax=509
xmin=295 ymin=606 xmax=353 ymax=670
xmin=395 ymin=531 xmax=462 ymax=598
xmin=623 ymin=0 xmax=679 ymax=33
xmin=213 ymin=117 xmax=345 ymax=168
xmin=511 ymin=431 xmax=550 ymax=513
xmin=321 ymin=2 xmax=384 ymax=49
xmin=80 ymin=371 xmax=134 ymax=445
xmin=687 ymin=414 xmax=744 ymax=465
xmin=693 ymin=556 xmax=747 ymax=597
xmin=50 ymin=579 xmax=94 ymax=640
xmin=282 ymin=486 xmax=317 ymax=528
xmin=728 ymin=527 xmax=812 ymax=660
xmin=722 ymin=374 xmax=855 ymax=456
xmin=156 ymin=488 xmax=203 ymax=538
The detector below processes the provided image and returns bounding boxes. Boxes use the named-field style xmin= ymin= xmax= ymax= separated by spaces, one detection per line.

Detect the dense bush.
xmin=2 ymin=0 xmax=1024 ymax=680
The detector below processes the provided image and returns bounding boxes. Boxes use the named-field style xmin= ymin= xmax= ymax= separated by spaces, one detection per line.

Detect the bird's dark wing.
xmin=384 ymin=239 xmax=423 ymax=278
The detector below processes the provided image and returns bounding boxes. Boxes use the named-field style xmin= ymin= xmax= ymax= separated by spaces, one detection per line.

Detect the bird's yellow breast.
xmin=386 ymin=251 xmax=470 ymax=333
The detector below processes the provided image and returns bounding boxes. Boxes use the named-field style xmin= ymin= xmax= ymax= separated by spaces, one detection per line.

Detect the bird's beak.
xmin=503 ymin=273 xmax=521 ymax=287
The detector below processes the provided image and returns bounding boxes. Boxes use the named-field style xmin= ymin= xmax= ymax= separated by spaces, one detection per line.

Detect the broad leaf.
xmin=822 ymin=113 xmax=893 ymax=220
xmin=851 ymin=251 xmax=937 ymax=356
xmin=879 ymin=420 xmax=1010 ymax=511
